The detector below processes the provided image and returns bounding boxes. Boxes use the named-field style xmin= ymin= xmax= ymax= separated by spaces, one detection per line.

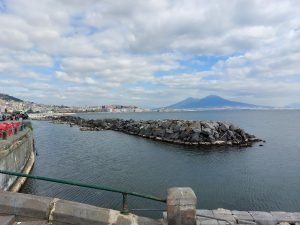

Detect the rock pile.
xmin=49 ymin=116 xmax=262 ymax=147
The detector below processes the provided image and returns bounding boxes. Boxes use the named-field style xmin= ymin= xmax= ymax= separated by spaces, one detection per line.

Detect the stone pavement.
xmin=196 ymin=208 xmax=300 ymax=225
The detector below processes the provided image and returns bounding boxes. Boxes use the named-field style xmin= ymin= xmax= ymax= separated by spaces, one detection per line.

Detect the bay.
xmin=21 ymin=110 xmax=300 ymax=217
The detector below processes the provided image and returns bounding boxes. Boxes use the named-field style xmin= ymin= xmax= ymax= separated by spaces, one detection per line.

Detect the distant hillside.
xmin=0 ymin=93 xmax=23 ymax=102
xmin=165 ymin=95 xmax=264 ymax=109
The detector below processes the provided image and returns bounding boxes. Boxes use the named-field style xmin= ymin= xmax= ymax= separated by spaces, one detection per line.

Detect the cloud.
xmin=15 ymin=52 xmax=52 ymax=67
xmin=15 ymin=72 xmax=51 ymax=81
xmin=55 ymin=71 xmax=81 ymax=83
xmin=0 ymin=0 xmax=300 ymax=107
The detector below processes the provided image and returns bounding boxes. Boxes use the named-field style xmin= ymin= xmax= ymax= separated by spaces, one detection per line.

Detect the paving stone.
xmin=249 ymin=211 xmax=276 ymax=225
xmin=232 ymin=210 xmax=254 ymax=222
xmin=213 ymin=209 xmax=232 ymax=215
xmin=199 ymin=219 xmax=219 ymax=225
xmin=291 ymin=212 xmax=300 ymax=222
xmin=212 ymin=209 xmax=236 ymax=223
xmin=0 ymin=215 xmax=15 ymax=225
xmin=270 ymin=211 xmax=294 ymax=223
xmin=137 ymin=216 xmax=162 ymax=225
xmin=50 ymin=199 xmax=111 ymax=225
xmin=13 ymin=221 xmax=47 ymax=225
xmin=196 ymin=210 xmax=214 ymax=222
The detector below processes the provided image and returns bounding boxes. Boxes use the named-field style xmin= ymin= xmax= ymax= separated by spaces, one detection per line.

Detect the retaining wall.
xmin=0 ymin=124 xmax=35 ymax=191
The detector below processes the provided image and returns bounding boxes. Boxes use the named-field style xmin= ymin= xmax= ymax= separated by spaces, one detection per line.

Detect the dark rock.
xmin=229 ymin=124 xmax=239 ymax=131
xmin=46 ymin=116 xmax=261 ymax=147
xmin=219 ymin=123 xmax=228 ymax=132
xmin=190 ymin=133 xmax=200 ymax=142
xmin=201 ymin=128 xmax=211 ymax=136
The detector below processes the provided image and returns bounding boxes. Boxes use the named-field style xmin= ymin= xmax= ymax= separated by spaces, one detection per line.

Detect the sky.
xmin=0 ymin=0 xmax=300 ymax=108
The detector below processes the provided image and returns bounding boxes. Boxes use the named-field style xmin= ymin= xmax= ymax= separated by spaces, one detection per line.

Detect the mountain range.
xmin=164 ymin=95 xmax=267 ymax=109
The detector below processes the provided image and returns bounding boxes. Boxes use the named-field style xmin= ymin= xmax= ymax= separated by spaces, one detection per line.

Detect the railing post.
xmin=3 ymin=131 xmax=7 ymax=140
xmin=167 ymin=187 xmax=197 ymax=225
xmin=121 ymin=193 xmax=129 ymax=215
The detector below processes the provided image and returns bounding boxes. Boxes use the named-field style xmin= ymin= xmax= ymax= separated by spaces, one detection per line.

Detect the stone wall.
xmin=0 ymin=124 xmax=35 ymax=191
xmin=0 ymin=191 xmax=161 ymax=225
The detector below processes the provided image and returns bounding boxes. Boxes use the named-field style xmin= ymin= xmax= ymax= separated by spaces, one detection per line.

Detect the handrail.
xmin=0 ymin=170 xmax=166 ymax=214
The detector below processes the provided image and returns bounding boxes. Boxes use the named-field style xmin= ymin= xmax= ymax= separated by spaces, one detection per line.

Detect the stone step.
xmin=13 ymin=221 xmax=47 ymax=225
xmin=0 ymin=215 xmax=15 ymax=225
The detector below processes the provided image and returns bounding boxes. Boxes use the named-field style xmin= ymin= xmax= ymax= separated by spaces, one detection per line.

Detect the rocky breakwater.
xmin=50 ymin=116 xmax=262 ymax=147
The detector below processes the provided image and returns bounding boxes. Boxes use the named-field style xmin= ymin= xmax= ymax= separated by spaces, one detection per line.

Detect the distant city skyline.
xmin=0 ymin=0 xmax=300 ymax=108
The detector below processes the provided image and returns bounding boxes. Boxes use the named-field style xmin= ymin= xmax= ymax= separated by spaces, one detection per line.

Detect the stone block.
xmin=167 ymin=187 xmax=197 ymax=225
xmin=291 ymin=212 xmax=300 ymax=222
xmin=196 ymin=209 xmax=214 ymax=222
xmin=50 ymin=199 xmax=111 ymax=225
xmin=136 ymin=216 xmax=161 ymax=225
xmin=198 ymin=219 xmax=219 ymax=225
xmin=0 ymin=192 xmax=52 ymax=219
xmin=271 ymin=211 xmax=294 ymax=223
xmin=114 ymin=216 xmax=133 ymax=225
xmin=13 ymin=221 xmax=48 ymax=225
xmin=196 ymin=209 xmax=214 ymax=220
xmin=232 ymin=210 xmax=253 ymax=222
xmin=212 ymin=209 xmax=235 ymax=223
xmin=0 ymin=215 xmax=15 ymax=225
xmin=249 ymin=211 xmax=276 ymax=225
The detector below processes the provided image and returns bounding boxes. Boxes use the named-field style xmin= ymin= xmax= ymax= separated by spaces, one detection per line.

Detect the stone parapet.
xmin=0 ymin=188 xmax=299 ymax=224
xmin=0 ymin=191 xmax=161 ymax=225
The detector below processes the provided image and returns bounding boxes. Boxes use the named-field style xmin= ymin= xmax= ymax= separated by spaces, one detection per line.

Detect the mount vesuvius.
xmin=164 ymin=95 xmax=266 ymax=109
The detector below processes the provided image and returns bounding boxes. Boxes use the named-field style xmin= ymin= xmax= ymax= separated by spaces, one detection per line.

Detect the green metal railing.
xmin=0 ymin=170 xmax=166 ymax=214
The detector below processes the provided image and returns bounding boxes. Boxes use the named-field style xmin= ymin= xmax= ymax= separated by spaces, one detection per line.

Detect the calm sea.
xmin=21 ymin=110 xmax=300 ymax=217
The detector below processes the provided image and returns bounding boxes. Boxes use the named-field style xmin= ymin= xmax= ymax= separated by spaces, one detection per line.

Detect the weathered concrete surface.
xmin=0 ymin=191 xmax=161 ymax=225
xmin=0 ymin=191 xmax=52 ymax=219
xmin=0 ymin=125 xmax=35 ymax=191
xmin=44 ymin=116 xmax=263 ymax=147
